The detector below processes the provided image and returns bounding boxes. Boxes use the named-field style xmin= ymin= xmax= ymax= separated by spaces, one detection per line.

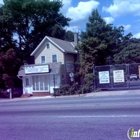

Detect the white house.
xmin=17 ymin=34 xmax=78 ymax=96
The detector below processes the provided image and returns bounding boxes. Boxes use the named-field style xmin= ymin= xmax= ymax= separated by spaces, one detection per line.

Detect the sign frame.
xmin=25 ymin=65 xmax=50 ymax=74
xmin=113 ymin=69 xmax=125 ymax=83
xmin=98 ymin=71 xmax=110 ymax=84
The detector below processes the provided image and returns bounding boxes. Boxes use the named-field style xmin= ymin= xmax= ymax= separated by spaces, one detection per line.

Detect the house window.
xmin=40 ymin=76 xmax=43 ymax=90
xmin=46 ymin=43 xmax=50 ymax=49
xmin=41 ymin=56 xmax=46 ymax=64
xmin=61 ymin=74 xmax=64 ymax=80
xmin=36 ymin=76 xmax=39 ymax=90
xmin=52 ymin=54 xmax=57 ymax=63
xmin=32 ymin=75 xmax=49 ymax=91
xmin=25 ymin=78 xmax=29 ymax=86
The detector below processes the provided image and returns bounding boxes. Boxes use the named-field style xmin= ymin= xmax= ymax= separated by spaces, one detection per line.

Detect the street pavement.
xmin=0 ymin=93 xmax=140 ymax=140
xmin=0 ymin=89 xmax=140 ymax=102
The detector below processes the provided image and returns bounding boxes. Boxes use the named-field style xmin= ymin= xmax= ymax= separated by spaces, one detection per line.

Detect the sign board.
xmin=99 ymin=71 xmax=110 ymax=84
xmin=25 ymin=65 xmax=49 ymax=74
xmin=113 ymin=70 xmax=124 ymax=83
xmin=66 ymin=61 xmax=74 ymax=72
xmin=69 ymin=72 xmax=74 ymax=77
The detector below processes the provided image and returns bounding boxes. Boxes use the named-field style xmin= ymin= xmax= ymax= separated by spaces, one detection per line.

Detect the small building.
xmin=17 ymin=34 xmax=78 ymax=96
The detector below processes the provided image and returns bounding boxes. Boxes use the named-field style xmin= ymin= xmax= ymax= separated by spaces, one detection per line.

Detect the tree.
xmin=80 ymin=9 xmax=106 ymax=40
xmin=76 ymin=37 xmax=107 ymax=76
xmin=0 ymin=48 xmax=21 ymax=97
xmin=0 ymin=6 xmax=16 ymax=52
xmin=0 ymin=0 xmax=71 ymax=89
xmin=114 ymin=38 xmax=140 ymax=64
xmin=77 ymin=9 xmax=131 ymax=77
xmin=1 ymin=0 xmax=70 ymax=61
xmin=64 ymin=30 xmax=74 ymax=42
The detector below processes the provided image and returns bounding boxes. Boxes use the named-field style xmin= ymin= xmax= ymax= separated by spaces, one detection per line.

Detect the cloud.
xmin=65 ymin=0 xmax=99 ymax=23
xmin=133 ymin=33 xmax=140 ymax=39
xmin=61 ymin=0 xmax=72 ymax=13
xmin=61 ymin=0 xmax=100 ymax=31
xmin=103 ymin=0 xmax=140 ymax=17
xmin=122 ymin=24 xmax=131 ymax=31
xmin=65 ymin=26 xmax=79 ymax=32
xmin=103 ymin=17 xmax=114 ymax=24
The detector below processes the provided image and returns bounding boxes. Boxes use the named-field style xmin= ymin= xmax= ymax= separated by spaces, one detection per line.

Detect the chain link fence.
xmin=94 ymin=63 xmax=140 ymax=90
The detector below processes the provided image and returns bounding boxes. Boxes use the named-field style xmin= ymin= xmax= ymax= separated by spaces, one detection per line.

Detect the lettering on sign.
xmin=113 ymin=70 xmax=124 ymax=83
xmin=99 ymin=71 xmax=110 ymax=84
xmin=25 ymin=65 xmax=49 ymax=74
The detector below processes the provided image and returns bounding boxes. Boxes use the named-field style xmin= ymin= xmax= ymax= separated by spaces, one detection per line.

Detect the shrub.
xmin=54 ymin=84 xmax=70 ymax=96
xmin=53 ymin=73 xmax=95 ymax=96
xmin=54 ymin=83 xmax=80 ymax=96
xmin=0 ymin=88 xmax=22 ymax=98
xmin=84 ymin=73 xmax=94 ymax=93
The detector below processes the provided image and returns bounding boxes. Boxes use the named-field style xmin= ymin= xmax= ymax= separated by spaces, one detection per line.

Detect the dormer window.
xmin=46 ymin=43 xmax=50 ymax=49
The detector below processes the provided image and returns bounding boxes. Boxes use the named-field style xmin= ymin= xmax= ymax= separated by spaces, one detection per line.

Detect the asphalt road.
xmin=0 ymin=94 xmax=140 ymax=140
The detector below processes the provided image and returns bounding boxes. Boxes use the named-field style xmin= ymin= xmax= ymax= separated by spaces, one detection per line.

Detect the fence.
xmin=94 ymin=63 xmax=140 ymax=90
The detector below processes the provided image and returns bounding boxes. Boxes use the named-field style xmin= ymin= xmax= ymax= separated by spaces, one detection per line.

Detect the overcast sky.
xmin=0 ymin=0 xmax=140 ymax=38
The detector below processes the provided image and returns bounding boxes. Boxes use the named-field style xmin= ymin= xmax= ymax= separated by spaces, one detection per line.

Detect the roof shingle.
xmin=31 ymin=36 xmax=77 ymax=56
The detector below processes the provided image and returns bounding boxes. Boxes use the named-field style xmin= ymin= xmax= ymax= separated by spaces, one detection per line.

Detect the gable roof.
xmin=31 ymin=36 xmax=77 ymax=56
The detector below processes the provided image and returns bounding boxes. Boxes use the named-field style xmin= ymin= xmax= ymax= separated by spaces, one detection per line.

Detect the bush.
xmin=53 ymin=73 xmax=95 ymax=96
xmin=69 ymin=82 xmax=79 ymax=95
xmin=53 ymin=81 xmax=94 ymax=96
xmin=54 ymin=84 xmax=70 ymax=96
xmin=54 ymin=83 xmax=80 ymax=96
xmin=0 ymin=88 xmax=23 ymax=98
xmin=84 ymin=73 xmax=94 ymax=93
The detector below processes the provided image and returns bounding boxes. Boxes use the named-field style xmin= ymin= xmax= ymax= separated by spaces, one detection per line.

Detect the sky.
xmin=0 ymin=0 xmax=140 ymax=38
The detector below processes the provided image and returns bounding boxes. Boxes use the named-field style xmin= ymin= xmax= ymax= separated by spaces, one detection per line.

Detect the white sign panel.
xmin=25 ymin=65 xmax=49 ymax=74
xmin=99 ymin=71 xmax=110 ymax=84
xmin=113 ymin=70 xmax=124 ymax=83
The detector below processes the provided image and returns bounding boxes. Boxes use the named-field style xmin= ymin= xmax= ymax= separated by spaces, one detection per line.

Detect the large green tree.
xmin=0 ymin=48 xmax=21 ymax=90
xmin=114 ymin=38 xmax=140 ymax=64
xmin=76 ymin=37 xmax=107 ymax=76
xmin=0 ymin=0 xmax=71 ymax=89
xmin=1 ymin=0 xmax=70 ymax=60
xmin=0 ymin=6 xmax=16 ymax=52
xmin=64 ymin=30 xmax=74 ymax=42
xmin=80 ymin=10 xmax=126 ymax=64
xmin=76 ymin=9 xmax=130 ymax=77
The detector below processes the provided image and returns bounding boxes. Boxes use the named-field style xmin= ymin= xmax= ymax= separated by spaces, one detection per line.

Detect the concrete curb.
xmin=0 ymin=96 xmax=53 ymax=103
xmin=0 ymin=89 xmax=140 ymax=103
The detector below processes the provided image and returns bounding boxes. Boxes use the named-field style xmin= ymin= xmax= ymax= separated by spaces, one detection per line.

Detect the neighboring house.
xmin=17 ymin=34 xmax=78 ymax=96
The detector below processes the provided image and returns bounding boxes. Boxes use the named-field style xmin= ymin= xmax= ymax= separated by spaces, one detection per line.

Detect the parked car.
xmin=129 ymin=74 xmax=138 ymax=81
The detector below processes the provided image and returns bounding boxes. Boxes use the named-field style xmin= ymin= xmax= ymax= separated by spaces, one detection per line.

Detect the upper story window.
xmin=46 ymin=43 xmax=50 ymax=49
xmin=52 ymin=54 xmax=57 ymax=63
xmin=41 ymin=55 xmax=46 ymax=64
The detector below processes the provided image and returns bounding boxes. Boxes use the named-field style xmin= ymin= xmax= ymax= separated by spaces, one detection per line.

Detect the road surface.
xmin=0 ymin=94 xmax=140 ymax=140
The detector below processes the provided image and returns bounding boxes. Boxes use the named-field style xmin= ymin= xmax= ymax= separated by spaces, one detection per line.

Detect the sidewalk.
xmin=0 ymin=89 xmax=140 ymax=103
xmin=0 ymin=95 xmax=53 ymax=103
xmin=87 ymin=89 xmax=140 ymax=97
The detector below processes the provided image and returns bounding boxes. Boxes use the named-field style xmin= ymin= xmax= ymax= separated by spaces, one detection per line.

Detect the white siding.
xmin=34 ymin=40 xmax=65 ymax=64
xmin=23 ymin=76 xmax=32 ymax=94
